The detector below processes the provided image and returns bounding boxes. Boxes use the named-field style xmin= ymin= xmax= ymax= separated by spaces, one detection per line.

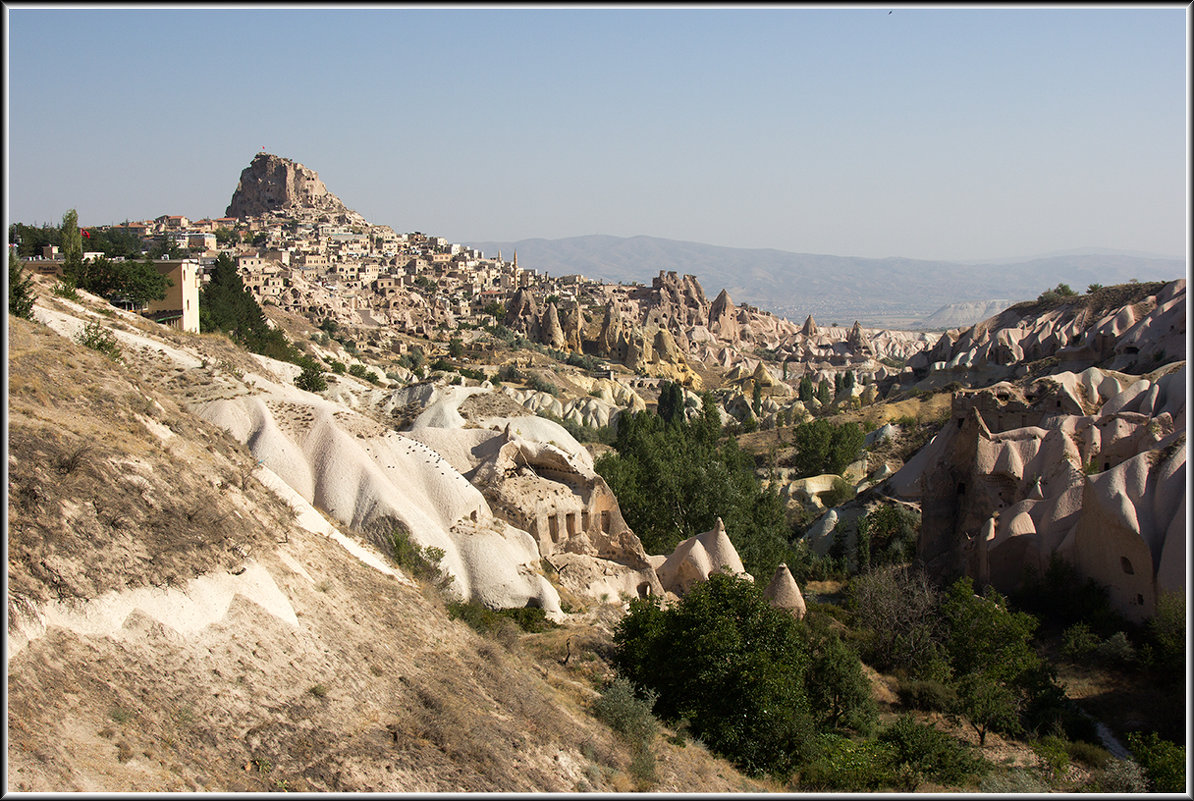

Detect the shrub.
xmin=52 ymin=280 xmax=81 ymax=301
xmin=797 ymin=734 xmax=899 ymax=791
xmin=446 ymin=601 xmax=558 ymax=637
xmin=1092 ymin=757 xmax=1147 ymax=793
xmin=76 ymin=320 xmax=122 ymax=361
xmin=592 ymin=677 xmax=659 ymax=746
xmin=387 ymin=527 xmax=446 ymax=584
xmin=1126 ymin=730 xmax=1186 ymax=792
xmin=348 ymin=363 xmax=368 ymax=378
xmin=1060 ymin=622 xmax=1100 ymax=659
xmin=878 ymin=714 xmax=988 ymax=788
xmin=329 ymin=359 xmax=346 ymax=374
xmin=1031 ymin=735 xmax=1070 ymax=780
xmin=897 ymin=679 xmax=958 ymax=713
xmin=527 ymin=374 xmax=560 ymax=396
xmin=294 ymin=361 xmax=327 ymax=392
xmin=1095 ymin=631 xmax=1136 ymax=665
xmin=822 ymin=476 xmax=856 ymax=508
xmin=1065 ymin=739 xmax=1111 ymax=769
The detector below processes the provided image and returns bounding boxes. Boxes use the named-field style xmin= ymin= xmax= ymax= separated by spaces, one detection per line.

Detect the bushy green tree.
xmin=791 ymin=420 xmax=865 ymax=478
xmin=940 ymin=578 xmax=1043 ymax=745
xmin=656 ymin=380 xmax=685 ymax=425
xmin=805 ymin=617 xmax=878 ymax=734
xmin=201 ymin=252 xmax=297 ymax=362
xmin=612 ymin=572 xmax=817 ymax=777
xmin=9 ymin=250 xmax=35 ymax=319
xmin=1125 ymin=731 xmax=1186 ymax=792
xmin=65 ymin=256 xmax=171 ymax=307
xmin=798 ymin=375 xmax=814 ymax=403
xmin=596 ymin=393 xmax=790 ymax=578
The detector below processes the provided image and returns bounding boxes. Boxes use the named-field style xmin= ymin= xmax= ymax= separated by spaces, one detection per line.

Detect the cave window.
xmin=957 ymin=482 xmax=966 ymax=496
xmin=601 ymin=510 xmax=611 ymax=532
xmin=566 ymin=512 xmax=578 ymax=536
xmin=1121 ymin=557 xmax=1134 ymax=575
xmin=548 ymin=514 xmax=559 ymax=543
xmin=637 ymin=582 xmax=651 ymax=598
xmin=1137 ymin=594 xmax=1144 ymax=606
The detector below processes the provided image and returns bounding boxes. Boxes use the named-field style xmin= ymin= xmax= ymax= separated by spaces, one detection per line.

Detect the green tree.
xmin=448 ymin=337 xmax=464 ymax=359
xmin=64 ymin=256 xmax=171 ymax=307
xmin=596 ymin=403 xmax=790 ymax=579
xmin=60 ymin=209 xmax=82 ymax=262
xmin=940 ymin=578 xmax=1042 ymax=745
xmin=656 ymin=381 xmax=685 ymax=426
xmin=791 ymin=420 xmax=865 ymax=478
xmin=612 ymin=572 xmax=816 ymax=777
xmin=805 ymin=617 xmax=878 ymax=734
xmin=294 ymin=359 xmax=327 ymax=392
xmin=799 ymin=375 xmax=814 ymax=403
xmin=817 ymin=379 xmax=831 ymax=406
xmin=214 ymin=227 xmax=237 ymax=247
xmin=1126 ymin=731 xmax=1185 ymax=792
xmin=9 ymin=250 xmax=35 ymax=319
xmin=201 ymin=252 xmax=297 ymax=362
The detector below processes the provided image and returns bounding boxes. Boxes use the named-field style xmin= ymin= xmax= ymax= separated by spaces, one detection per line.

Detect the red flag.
xmin=81 ymin=228 xmax=90 ymax=238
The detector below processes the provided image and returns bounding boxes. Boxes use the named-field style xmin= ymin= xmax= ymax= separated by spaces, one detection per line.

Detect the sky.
xmin=4 ymin=4 xmax=1188 ymax=262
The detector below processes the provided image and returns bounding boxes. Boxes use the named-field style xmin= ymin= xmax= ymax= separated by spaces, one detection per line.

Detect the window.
xmin=1121 ymin=557 xmax=1134 ymax=575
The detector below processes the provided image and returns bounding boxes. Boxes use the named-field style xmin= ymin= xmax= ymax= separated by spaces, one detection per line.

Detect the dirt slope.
xmin=5 ymin=284 xmax=771 ymax=792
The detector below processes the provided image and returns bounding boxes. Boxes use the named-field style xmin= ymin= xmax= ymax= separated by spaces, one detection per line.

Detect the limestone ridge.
xmin=226 ymin=152 xmax=360 ymax=221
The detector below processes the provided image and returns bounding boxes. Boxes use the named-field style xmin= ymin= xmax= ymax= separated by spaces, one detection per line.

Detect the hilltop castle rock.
xmin=226 ymin=152 xmax=363 ymax=222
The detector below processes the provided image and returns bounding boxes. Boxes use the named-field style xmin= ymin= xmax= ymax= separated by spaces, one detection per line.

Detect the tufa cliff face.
xmin=226 ymin=153 xmax=354 ymax=219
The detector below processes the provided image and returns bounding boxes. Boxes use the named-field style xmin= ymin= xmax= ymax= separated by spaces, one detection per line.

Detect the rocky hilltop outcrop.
xmin=226 ymin=152 xmax=365 ymax=223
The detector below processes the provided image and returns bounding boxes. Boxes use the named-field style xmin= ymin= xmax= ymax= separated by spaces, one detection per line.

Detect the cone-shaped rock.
xmin=802 ymin=315 xmax=818 ymax=336
xmin=561 ymin=303 xmax=584 ymax=353
xmin=763 ymin=564 xmax=806 ymax=619
xmin=709 ymin=289 xmax=738 ymax=340
xmin=539 ymin=302 xmax=567 ymax=350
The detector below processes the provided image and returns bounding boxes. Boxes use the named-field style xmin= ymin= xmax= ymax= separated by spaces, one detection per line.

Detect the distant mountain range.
xmin=464 ymin=235 xmax=1186 ymax=329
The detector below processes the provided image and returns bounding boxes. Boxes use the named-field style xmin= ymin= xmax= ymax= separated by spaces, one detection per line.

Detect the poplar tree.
xmin=60 ymin=209 xmax=83 ymax=262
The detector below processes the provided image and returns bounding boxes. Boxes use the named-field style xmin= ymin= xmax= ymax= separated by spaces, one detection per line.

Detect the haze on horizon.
xmin=5 ymin=5 xmax=1188 ymax=263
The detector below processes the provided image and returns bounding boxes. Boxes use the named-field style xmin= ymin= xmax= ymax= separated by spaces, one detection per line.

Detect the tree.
xmin=294 ymin=358 xmax=327 ymax=393
xmin=60 ymin=209 xmax=82 ymax=262
xmin=799 ymin=375 xmax=814 ymax=403
xmin=612 ymin=572 xmax=817 ymax=777
xmin=656 ymin=381 xmax=685 ymax=426
xmin=817 ymin=379 xmax=831 ymax=406
xmin=791 ymin=420 xmax=865 ymax=478
xmin=201 ymin=252 xmax=296 ymax=362
xmin=214 ymin=227 xmax=237 ymax=247
xmin=940 ymin=578 xmax=1042 ymax=745
xmin=9 ymin=250 xmax=36 ymax=319
xmin=805 ymin=617 xmax=878 ymax=734
xmin=448 ymin=337 xmax=464 ymax=359
xmin=596 ymin=402 xmax=790 ymax=579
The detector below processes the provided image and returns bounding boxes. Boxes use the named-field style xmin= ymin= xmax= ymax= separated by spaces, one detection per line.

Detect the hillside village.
xmin=6 ymin=152 xmax=1187 ymax=793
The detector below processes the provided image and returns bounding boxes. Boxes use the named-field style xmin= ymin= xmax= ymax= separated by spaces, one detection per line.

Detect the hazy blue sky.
xmin=5 ymin=5 xmax=1187 ymax=261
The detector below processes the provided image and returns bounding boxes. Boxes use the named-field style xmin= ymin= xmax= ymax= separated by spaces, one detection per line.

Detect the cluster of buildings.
xmin=14 ymin=209 xmax=613 ymax=341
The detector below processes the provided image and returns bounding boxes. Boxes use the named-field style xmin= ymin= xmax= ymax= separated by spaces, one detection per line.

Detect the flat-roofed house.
xmin=143 ymin=259 xmax=201 ymax=333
